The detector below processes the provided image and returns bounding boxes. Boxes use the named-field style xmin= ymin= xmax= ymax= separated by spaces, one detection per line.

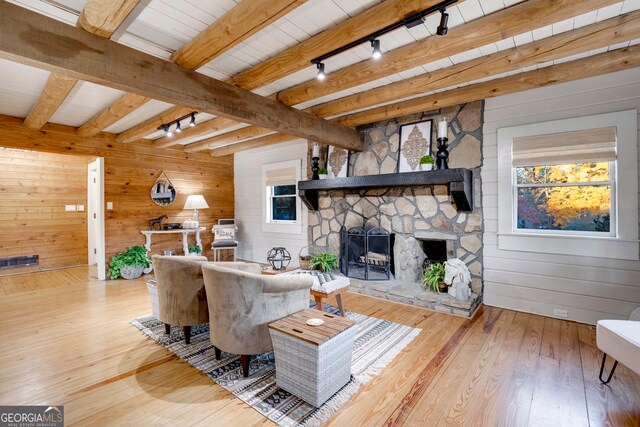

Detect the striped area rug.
xmin=131 ymin=304 xmax=420 ymax=426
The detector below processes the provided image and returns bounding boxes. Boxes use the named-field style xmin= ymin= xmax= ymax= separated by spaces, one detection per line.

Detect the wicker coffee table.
xmin=269 ymin=309 xmax=356 ymax=407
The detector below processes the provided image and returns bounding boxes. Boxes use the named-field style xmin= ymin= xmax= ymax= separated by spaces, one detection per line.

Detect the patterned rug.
xmin=131 ymin=304 xmax=420 ymax=426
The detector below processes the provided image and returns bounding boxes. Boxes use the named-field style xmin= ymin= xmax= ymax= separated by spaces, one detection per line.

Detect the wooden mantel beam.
xmin=0 ymin=1 xmax=363 ymax=151
xmin=211 ymin=45 xmax=640 ymax=156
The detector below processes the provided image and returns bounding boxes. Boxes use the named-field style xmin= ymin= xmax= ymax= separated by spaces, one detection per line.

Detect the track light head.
xmin=317 ymin=62 xmax=326 ymax=80
xmin=166 ymin=125 xmax=173 ymax=137
xmin=176 ymin=121 xmax=181 ymax=133
xmin=371 ymin=39 xmax=382 ymax=59
xmin=436 ymin=9 xmax=449 ymax=35
xmin=189 ymin=113 xmax=196 ymax=127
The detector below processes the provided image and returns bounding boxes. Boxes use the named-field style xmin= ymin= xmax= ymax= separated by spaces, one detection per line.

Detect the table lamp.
xmin=184 ymin=195 xmax=209 ymax=224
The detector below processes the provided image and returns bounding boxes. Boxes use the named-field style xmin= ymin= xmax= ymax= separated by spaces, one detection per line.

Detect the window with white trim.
xmin=262 ymin=160 xmax=303 ymax=234
xmin=497 ymin=110 xmax=638 ymax=260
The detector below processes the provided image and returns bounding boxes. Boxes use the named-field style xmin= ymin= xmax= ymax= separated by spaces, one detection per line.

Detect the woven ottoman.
xmin=269 ymin=309 xmax=356 ymax=407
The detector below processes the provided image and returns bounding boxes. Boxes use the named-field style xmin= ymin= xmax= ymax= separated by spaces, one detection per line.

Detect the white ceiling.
xmin=1 ymin=0 xmax=639 ymax=145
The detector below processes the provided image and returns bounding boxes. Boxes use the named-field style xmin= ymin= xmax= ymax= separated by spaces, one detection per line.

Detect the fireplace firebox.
xmin=340 ymin=226 xmax=391 ymax=280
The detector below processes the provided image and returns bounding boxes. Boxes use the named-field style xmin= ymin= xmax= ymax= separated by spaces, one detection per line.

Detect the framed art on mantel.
xmin=326 ymin=146 xmax=350 ymax=178
xmin=398 ymin=119 xmax=433 ymax=173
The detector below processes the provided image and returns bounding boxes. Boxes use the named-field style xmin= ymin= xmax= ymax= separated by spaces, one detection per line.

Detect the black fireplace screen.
xmin=340 ymin=226 xmax=390 ymax=280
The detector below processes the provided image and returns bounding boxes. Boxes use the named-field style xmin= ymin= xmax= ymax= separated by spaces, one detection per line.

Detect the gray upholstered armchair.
xmin=152 ymin=255 xmax=209 ymax=344
xmin=201 ymin=262 xmax=314 ymax=377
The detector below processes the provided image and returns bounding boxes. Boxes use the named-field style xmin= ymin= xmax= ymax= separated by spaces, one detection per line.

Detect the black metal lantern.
xmin=267 ymin=247 xmax=291 ymax=270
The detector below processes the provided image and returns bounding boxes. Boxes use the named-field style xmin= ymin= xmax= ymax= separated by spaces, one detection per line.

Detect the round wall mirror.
xmin=151 ymin=172 xmax=176 ymax=206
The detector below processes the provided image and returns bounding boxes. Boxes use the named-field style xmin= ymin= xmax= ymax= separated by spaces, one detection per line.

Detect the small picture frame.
xmin=325 ymin=146 xmax=350 ymax=178
xmin=397 ymin=119 xmax=433 ymax=173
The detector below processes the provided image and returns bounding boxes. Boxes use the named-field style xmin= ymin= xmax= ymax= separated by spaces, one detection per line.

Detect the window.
xmin=262 ymin=160 xmax=303 ymax=234
xmin=515 ymin=162 xmax=614 ymax=235
xmin=497 ymin=110 xmax=638 ymax=260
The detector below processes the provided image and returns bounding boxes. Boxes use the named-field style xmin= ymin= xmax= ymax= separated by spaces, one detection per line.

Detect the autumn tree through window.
xmin=515 ymin=162 xmax=613 ymax=234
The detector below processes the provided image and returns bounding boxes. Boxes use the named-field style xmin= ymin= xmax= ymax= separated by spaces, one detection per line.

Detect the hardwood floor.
xmin=0 ymin=266 xmax=638 ymax=426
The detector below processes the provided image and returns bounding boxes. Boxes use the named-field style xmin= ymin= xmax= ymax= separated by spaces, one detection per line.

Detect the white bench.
xmin=285 ymin=270 xmax=350 ymax=316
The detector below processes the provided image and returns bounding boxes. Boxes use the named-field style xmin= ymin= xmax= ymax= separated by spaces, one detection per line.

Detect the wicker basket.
xmin=299 ymin=246 xmax=312 ymax=270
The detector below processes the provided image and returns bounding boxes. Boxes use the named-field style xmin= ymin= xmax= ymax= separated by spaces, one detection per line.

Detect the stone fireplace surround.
xmin=307 ymin=102 xmax=484 ymax=317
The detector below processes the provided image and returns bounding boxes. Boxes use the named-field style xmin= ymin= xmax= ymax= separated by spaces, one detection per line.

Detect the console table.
xmin=140 ymin=227 xmax=205 ymax=273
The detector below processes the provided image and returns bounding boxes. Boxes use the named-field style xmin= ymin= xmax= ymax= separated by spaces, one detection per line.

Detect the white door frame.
xmin=88 ymin=158 xmax=106 ymax=280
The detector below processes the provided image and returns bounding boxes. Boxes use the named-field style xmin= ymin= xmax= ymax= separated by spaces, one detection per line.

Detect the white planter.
xmin=420 ymin=163 xmax=434 ymax=171
xmin=121 ymin=264 xmax=144 ymax=279
xmin=319 ymin=174 xmax=328 ymax=180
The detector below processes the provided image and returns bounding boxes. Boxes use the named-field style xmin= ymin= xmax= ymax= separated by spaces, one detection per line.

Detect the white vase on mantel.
xmin=319 ymin=174 xmax=328 ymax=180
xmin=419 ymin=164 xmax=434 ymax=171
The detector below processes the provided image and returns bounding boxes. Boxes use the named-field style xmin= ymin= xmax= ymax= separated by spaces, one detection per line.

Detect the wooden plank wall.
xmin=0 ymin=115 xmax=234 ymax=276
xmin=482 ymin=68 xmax=640 ymax=324
xmin=0 ymin=149 xmax=88 ymax=275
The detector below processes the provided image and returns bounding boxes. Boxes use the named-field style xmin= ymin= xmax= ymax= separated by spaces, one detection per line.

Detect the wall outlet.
xmin=76 ymin=205 xmax=84 ymax=211
xmin=553 ymin=309 xmax=568 ymax=318
xmin=65 ymin=205 xmax=76 ymax=212
xmin=107 ymin=202 xmax=113 ymax=210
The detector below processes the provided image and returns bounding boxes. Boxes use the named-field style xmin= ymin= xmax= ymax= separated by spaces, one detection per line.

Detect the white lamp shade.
xmin=184 ymin=195 xmax=209 ymax=210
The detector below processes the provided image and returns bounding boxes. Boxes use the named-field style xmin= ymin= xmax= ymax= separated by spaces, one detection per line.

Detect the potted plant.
xmin=108 ymin=246 xmax=150 ymax=280
xmin=310 ymin=252 xmax=338 ymax=273
xmin=318 ymin=168 xmax=329 ymax=179
xmin=188 ymin=244 xmax=202 ymax=256
xmin=419 ymin=155 xmax=435 ymax=171
xmin=422 ymin=262 xmax=447 ymax=293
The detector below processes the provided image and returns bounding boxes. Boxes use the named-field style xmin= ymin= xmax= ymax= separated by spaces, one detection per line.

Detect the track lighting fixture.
xmin=317 ymin=62 xmax=326 ymax=80
xmin=157 ymin=111 xmax=198 ymax=137
xmin=309 ymin=0 xmax=456 ymax=77
xmin=436 ymin=8 xmax=449 ymax=36
xmin=371 ymin=39 xmax=382 ymax=59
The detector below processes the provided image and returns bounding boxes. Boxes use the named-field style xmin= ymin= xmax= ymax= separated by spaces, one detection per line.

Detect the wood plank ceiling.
xmin=0 ymin=0 xmax=639 ymax=156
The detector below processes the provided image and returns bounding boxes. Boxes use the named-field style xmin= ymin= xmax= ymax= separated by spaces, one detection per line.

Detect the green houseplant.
xmin=419 ymin=155 xmax=435 ymax=171
xmin=108 ymin=246 xmax=150 ymax=280
xmin=310 ymin=253 xmax=338 ymax=273
xmin=188 ymin=244 xmax=202 ymax=255
xmin=422 ymin=262 xmax=446 ymax=293
xmin=318 ymin=168 xmax=329 ymax=179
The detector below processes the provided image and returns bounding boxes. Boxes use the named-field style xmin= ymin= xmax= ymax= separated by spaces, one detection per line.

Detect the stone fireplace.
xmin=307 ymin=101 xmax=484 ymax=317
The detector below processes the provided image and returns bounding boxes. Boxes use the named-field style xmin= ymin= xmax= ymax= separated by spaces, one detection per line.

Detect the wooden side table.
xmin=269 ymin=309 xmax=356 ymax=407
xmin=311 ymin=288 xmax=348 ymax=317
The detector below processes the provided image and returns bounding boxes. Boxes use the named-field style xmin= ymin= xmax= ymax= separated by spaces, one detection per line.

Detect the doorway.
xmin=88 ymin=158 xmax=106 ymax=280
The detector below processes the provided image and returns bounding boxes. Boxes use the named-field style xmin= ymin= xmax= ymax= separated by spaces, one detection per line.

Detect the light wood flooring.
xmin=0 ymin=266 xmax=638 ymax=426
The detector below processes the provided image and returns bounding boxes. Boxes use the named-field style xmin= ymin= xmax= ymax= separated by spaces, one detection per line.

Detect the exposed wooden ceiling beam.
xmin=87 ymin=0 xmax=307 ymax=141
xmin=171 ymin=0 xmax=307 ymax=70
xmin=117 ymin=0 xmax=448 ymax=143
xmin=116 ymin=106 xmax=193 ymax=144
xmin=153 ymin=116 xmax=239 ymax=149
xmin=23 ymin=73 xmax=77 ymax=130
xmin=275 ymin=0 xmax=622 ymax=106
xmin=187 ymin=0 xmax=622 ymax=153
xmin=77 ymin=0 xmax=140 ymax=38
xmin=184 ymin=126 xmax=273 ymax=153
xmin=308 ymin=9 xmax=640 ymax=118
xmin=210 ymin=45 xmax=640 ymax=156
xmin=336 ymin=46 xmax=640 ymax=127
xmin=22 ymin=0 xmax=138 ymax=131
xmin=0 ymin=1 xmax=363 ymax=150
xmin=77 ymin=92 xmax=150 ymax=137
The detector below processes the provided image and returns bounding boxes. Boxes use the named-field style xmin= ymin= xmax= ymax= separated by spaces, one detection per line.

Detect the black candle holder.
xmin=311 ymin=156 xmax=320 ymax=180
xmin=436 ymin=137 xmax=449 ymax=170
